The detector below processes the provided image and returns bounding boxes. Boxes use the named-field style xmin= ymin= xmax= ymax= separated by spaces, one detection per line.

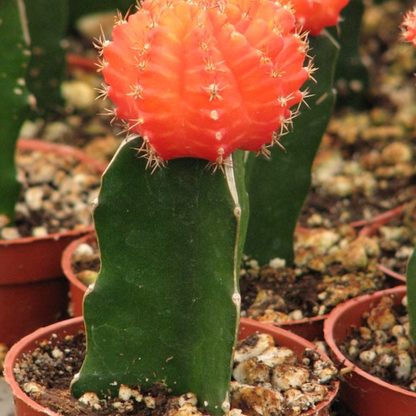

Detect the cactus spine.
xmin=71 ymin=139 xmax=248 ymax=415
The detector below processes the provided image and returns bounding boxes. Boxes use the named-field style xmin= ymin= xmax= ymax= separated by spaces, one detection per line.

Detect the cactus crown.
xmin=282 ymin=0 xmax=350 ymax=36
xmin=95 ymin=0 xmax=313 ymax=170
xmin=401 ymin=6 xmax=416 ymax=47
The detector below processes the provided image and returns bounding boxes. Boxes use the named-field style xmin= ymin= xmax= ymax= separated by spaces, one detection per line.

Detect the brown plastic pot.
xmin=61 ymin=233 xmax=97 ymax=317
xmin=324 ymin=285 xmax=415 ymax=416
xmin=4 ymin=317 xmax=339 ymax=416
xmin=0 ymin=139 xmax=106 ymax=347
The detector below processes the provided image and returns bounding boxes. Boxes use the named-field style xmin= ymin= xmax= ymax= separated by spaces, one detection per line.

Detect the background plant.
xmin=0 ymin=0 xmax=31 ymax=226
xmin=401 ymin=5 xmax=416 ymax=346
xmin=244 ymin=0 xmax=351 ymax=266
xmin=0 ymin=0 xmax=130 ymax=230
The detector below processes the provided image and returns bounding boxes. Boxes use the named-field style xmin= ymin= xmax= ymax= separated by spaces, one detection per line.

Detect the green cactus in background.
xmin=71 ymin=141 xmax=248 ymax=413
xmin=0 ymin=0 xmax=31 ymax=225
xmin=244 ymin=32 xmax=340 ymax=266
xmin=331 ymin=0 xmax=370 ymax=109
xmin=25 ymin=0 xmax=68 ymax=115
xmin=407 ymin=249 xmax=416 ymax=345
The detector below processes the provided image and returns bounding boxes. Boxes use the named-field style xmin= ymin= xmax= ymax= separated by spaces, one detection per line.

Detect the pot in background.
xmin=61 ymin=232 xmax=98 ymax=317
xmin=324 ymin=285 xmax=415 ymax=416
xmin=0 ymin=139 xmax=106 ymax=347
xmin=4 ymin=317 xmax=339 ymax=416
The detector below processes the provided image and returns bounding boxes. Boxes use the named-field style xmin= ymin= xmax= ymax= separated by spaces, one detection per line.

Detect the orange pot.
xmin=4 ymin=317 xmax=339 ymax=416
xmin=61 ymin=233 xmax=97 ymax=317
xmin=324 ymin=286 xmax=415 ymax=416
xmin=0 ymin=139 xmax=106 ymax=347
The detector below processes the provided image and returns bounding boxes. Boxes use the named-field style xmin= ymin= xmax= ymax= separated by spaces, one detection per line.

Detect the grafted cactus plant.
xmin=71 ymin=0 xmax=312 ymax=413
xmin=401 ymin=6 xmax=416 ymax=346
xmin=244 ymin=0 xmax=349 ymax=265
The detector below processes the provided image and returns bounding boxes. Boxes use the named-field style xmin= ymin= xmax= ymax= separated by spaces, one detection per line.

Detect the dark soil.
xmin=297 ymin=128 xmax=416 ymax=229
xmin=240 ymin=262 xmax=389 ymax=321
xmin=13 ymin=332 xmax=181 ymax=416
xmin=13 ymin=331 xmax=339 ymax=416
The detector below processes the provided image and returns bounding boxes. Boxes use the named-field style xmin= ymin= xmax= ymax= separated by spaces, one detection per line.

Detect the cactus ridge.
xmin=95 ymin=0 xmax=312 ymax=169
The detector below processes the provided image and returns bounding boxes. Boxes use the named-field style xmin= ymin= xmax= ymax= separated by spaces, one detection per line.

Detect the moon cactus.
xmin=73 ymin=0 xmax=313 ymax=414
xmin=402 ymin=7 xmax=416 ymax=47
xmin=284 ymin=0 xmax=350 ymax=36
xmin=96 ymin=0 xmax=312 ymax=167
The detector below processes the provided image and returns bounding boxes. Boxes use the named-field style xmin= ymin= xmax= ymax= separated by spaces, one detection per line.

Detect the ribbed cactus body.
xmin=71 ymin=138 xmax=248 ymax=414
xmin=0 ymin=0 xmax=31 ymax=225
xmin=99 ymin=0 xmax=310 ymax=164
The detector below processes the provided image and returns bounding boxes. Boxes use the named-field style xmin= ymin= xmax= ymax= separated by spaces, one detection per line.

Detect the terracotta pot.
xmin=276 ymin=315 xmax=325 ymax=342
xmin=324 ymin=285 xmax=416 ymax=416
xmin=376 ymin=263 xmax=406 ymax=283
xmin=0 ymin=139 xmax=106 ymax=347
xmin=67 ymin=54 xmax=97 ymax=72
xmin=356 ymin=208 xmax=407 ymax=284
xmin=4 ymin=317 xmax=339 ymax=416
xmin=350 ymin=203 xmax=405 ymax=229
xmin=61 ymin=233 xmax=97 ymax=317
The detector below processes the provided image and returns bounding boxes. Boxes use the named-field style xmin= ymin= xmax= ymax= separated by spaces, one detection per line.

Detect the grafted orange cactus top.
xmin=283 ymin=0 xmax=350 ymax=36
xmin=402 ymin=7 xmax=416 ymax=47
xmin=98 ymin=0 xmax=312 ymax=165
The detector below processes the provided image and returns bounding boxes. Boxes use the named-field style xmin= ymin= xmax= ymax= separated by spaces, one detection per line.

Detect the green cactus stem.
xmin=243 ymin=32 xmax=340 ymax=266
xmin=0 ymin=0 xmax=31 ymax=226
xmin=25 ymin=0 xmax=68 ymax=115
xmin=71 ymin=138 xmax=248 ymax=415
xmin=407 ymin=249 xmax=416 ymax=345
xmin=332 ymin=0 xmax=370 ymax=109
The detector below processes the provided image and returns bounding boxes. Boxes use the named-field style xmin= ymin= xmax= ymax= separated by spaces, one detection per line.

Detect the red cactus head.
xmin=401 ymin=7 xmax=416 ymax=47
xmin=281 ymin=0 xmax=350 ymax=36
xmin=97 ymin=0 xmax=313 ymax=168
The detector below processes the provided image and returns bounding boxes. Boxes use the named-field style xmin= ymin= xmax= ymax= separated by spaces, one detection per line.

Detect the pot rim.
xmin=61 ymin=233 xmax=97 ymax=294
xmin=376 ymin=263 xmax=406 ymax=283
xmin=323 ymin=285 xmax=416 ymax=398
xmin=4 ymin=317 xmax=339 ymax=416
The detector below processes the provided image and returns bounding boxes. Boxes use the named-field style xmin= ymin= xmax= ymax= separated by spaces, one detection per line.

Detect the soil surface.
xmin=340 ymin=293 xmax=416 ymax=392
xmin=3 ymin=148 xmax=102 ymax=239
xmin=13 ymin=332 xmax=339 ymax=416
